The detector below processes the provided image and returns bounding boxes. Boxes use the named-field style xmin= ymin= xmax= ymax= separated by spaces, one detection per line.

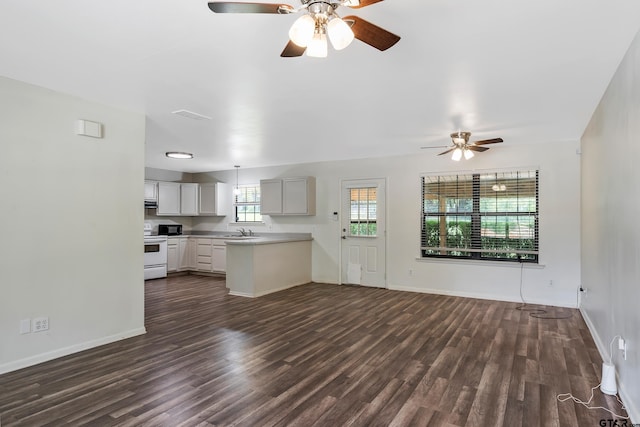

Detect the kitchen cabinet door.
xmin=283 ymin=177 xmax=316 ymax=215
xmin=199 ymin=182 xmax=229 ymax=216
xmin=180 ymin=183 xmax=199 ymax=216
xmin=144 ymin=180 xmax=158 ymax=202
xmin=187 ymin=238 xmax=197 ymax=269
xmin=157 ymin=182 xmax=181 ymax=215
xmin=212 ymin=245 xmax=226 ymax=273
xmin=260 ymin=179 xmax=283 ymax=215
xmin=178 ymin=238 xmax=190 ymax=271
xmin=167 ymin=239 xmax=179 ymax=272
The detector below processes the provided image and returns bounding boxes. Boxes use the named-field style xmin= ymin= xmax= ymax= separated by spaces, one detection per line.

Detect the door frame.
xmin=338 ymin=177 xmax=388 ymax=288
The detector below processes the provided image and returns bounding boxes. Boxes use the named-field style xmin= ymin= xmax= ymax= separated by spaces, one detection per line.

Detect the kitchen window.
xmin=421 ymin=169 xmax=539 ymax=263
xmin=235 ymin=184 xmax=262 ymax=223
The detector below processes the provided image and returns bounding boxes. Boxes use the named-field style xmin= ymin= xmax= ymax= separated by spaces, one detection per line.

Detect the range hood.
xmin=145 ymin=200 xmax=158 ymax=208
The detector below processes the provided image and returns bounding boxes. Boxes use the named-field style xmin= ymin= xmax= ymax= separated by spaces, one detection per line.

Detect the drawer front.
xmin=197 ymin=244 xmax=212 ymax=256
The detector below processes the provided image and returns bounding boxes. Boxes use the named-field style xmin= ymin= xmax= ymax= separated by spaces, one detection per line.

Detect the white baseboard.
xmin=0 ymin=327 xmax=147 ymax=375
xmin=388 ymin=284 xmax=578 ymax=308
xmin=580 ymin=308 xmax=638 ymax=423
xmin=228 ymin=282 xmax=307 ymax=298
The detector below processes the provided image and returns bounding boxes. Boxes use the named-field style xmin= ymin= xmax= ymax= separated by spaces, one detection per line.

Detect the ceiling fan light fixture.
xmin=451 ymin=131 xmax=471 ymax=145
xmin=464 ymin=149 xmax=474 ymax=160
xmin=306 ymin=31 xmax=328 ymax=57
xmin=327 ymin=16 xmax=354 ymax=50
xmin=289 ymin=14 xmax=315 ymax=47
xmin=451 ymin=148 xmax=463 ymax=161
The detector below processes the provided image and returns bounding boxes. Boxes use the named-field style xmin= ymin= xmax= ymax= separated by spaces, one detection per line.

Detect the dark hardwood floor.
xmin=0 ymin=275 xmax=628 ymax=426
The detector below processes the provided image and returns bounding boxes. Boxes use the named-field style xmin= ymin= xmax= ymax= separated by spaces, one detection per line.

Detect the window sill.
xmin=414 ymin=256 xmax=545 ymax=269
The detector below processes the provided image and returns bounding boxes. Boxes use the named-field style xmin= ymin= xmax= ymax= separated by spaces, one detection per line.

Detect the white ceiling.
xmin=2 ymin=1 xmax=640 ymax=173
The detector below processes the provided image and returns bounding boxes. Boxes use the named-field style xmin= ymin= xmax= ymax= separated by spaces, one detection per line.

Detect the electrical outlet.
xmin=618 ymin=337 xmax=627 ymax=360
xmin=32 ymin=317 xmax=49 ymax=332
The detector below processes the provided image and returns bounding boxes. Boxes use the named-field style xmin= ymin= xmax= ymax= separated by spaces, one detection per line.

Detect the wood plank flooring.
xmin=0 ymin=275 xmax=629 ymax=426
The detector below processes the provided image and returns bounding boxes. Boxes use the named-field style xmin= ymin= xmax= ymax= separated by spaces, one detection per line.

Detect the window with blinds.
xmin=235 ymin=184 xmax=262 ymax=223
xmin=421 ymin=169 xmax=539 ymax=262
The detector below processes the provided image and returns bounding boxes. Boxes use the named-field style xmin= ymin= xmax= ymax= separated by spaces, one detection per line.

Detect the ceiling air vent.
xmin=171 ymin=109 xmax=212 ymax=121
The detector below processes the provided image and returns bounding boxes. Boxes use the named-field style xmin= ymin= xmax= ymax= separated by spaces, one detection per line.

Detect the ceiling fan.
xmin=207 ymin=0 xmax=401 ymax=58
xmin=422 ymin=132 xmax=504 ymax=161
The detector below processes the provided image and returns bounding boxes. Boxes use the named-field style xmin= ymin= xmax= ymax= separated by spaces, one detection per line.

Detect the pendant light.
xmin=233 ymin=165 xmax=241 ymax=196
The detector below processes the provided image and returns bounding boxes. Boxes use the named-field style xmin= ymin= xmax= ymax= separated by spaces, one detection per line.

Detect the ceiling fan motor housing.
xmin=451 ymin=131 xmax=471 ymax=146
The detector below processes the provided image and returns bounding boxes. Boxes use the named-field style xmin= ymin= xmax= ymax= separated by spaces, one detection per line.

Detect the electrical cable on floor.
xmin=557 ymin=335 xmax=629 ymax=419
xmin=515 ymin=260 xmax=573 ymax=319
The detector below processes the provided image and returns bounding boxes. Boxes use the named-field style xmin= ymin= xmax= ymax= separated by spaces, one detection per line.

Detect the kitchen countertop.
xmin=164 ymin=232 xmax=312 ymax=245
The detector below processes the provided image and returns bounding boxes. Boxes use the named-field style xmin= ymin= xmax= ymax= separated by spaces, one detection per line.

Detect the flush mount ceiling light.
xmin=165 ymin=151 xmax=194 ymax=159
xmin=207 ymin=0 xmax=400 ymax=58
xmin=171 ymin=109 xmax=212 ymax=121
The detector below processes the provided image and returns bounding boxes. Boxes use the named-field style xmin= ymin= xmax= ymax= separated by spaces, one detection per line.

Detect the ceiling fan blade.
xmin=208 ymin=2 xmax=295 ymax=14
xmin=467 ymin=146 xmax=490 ymax=152
xmin=342 ymin=15 xmax=400 ymax=51
xmin=473 ymin=138 xmax=503 ymax=145
xmin=420 ymin=145 xmax=450 ymax=149
xmin=437 ymin=148 xmax=456 ymax=156
xmin=281 ymin=40 xmax=306 ymax=57
xmin=348 ymin=0 xmax=384 ymax=9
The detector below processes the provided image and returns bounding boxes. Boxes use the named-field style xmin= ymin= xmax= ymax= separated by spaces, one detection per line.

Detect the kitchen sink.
xmin=222 ymin=235 xmax=256 ymax=239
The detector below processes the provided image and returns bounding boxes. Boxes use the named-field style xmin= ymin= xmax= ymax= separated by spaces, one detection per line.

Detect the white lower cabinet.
xmin=167 ymin=238 xmax=179 ymax=272
xmin=211 ymin=240 xmax=226 ymax=273
xmin=196 ymin=239 xmax=213 ymax=272
xmin=178 ymin=238 xmax=190 ymax=270
xmin=187 ymin=238 xmax=197 ymax=270
xmin=167 ymin=237 xmax=226 ymax=274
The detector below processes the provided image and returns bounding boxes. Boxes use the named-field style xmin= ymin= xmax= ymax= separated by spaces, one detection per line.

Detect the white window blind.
xmin=421 ymin=169 xmax=539 ymax=262
xmin=235 ymin=184 xmax=262 ymax=222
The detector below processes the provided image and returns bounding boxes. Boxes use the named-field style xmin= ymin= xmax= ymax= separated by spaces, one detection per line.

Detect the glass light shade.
xmin=327 ymin=17 xmax=354 ymax=50
xmin=306 ymin=32 xmax=328 ymax=58
xmin=233 ymin=187 xmax=241 ymax=196
xmin=451 ymin=148 xmax=463 ymax=161
xmin=463 ymin=149 xmax=474 ymax=160
xmin=288 ymin=14 xmax=315 ymax=47
xmin=165 ymin=151 xmax=193 ymax=159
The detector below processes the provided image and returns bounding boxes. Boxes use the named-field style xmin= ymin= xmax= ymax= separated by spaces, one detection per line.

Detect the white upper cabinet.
xmin=157 ymin=182 xmax=181 ymax=215
xmin=180 ymin=183 xmax=199 ymax=216
xmin=156 ymin=181 xmax=228 ymax=216
xmin=199 ymin=182 xmax=229 ymax=216
xmin=260 ymin=177 xmax=316 ymax=216
xmin=260 ymin=179 xmax=284 ymax=215
xmin=144 ymin=180 xmax=158 ymax=202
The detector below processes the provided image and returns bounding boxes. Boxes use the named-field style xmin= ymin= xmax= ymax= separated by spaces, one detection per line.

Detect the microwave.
xmin=158 ymin=224 xmax=182 ymax=236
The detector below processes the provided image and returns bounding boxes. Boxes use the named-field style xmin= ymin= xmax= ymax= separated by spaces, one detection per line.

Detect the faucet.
xmin=248 ymin=229 xmax=254 ymax=236
xmin=238 ymin=228 xmax=247 ymax=236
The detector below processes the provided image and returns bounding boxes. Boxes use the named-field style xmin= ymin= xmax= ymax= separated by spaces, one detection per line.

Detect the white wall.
xmin=192 ymin=138 xmax=581 ymax=308
xmin=581 ymin=29 xmax=640 ymax=421
xmin=0 ymin=77 xmax=146 ymax=374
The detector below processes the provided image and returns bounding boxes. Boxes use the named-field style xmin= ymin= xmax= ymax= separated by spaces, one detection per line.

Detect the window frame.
xmin=234 ymin=183 xmax=262 ymax=223
xmin=420 ymin=169 xmax=539 ymax=263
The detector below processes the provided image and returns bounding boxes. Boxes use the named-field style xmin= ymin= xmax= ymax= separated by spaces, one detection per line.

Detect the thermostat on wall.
xmin=76 ymin=119 xmax=103 ymax=138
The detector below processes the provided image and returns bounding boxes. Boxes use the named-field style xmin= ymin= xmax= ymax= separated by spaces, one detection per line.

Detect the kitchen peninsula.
xmin=225 ymin=233 xmax=312 ymax=298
